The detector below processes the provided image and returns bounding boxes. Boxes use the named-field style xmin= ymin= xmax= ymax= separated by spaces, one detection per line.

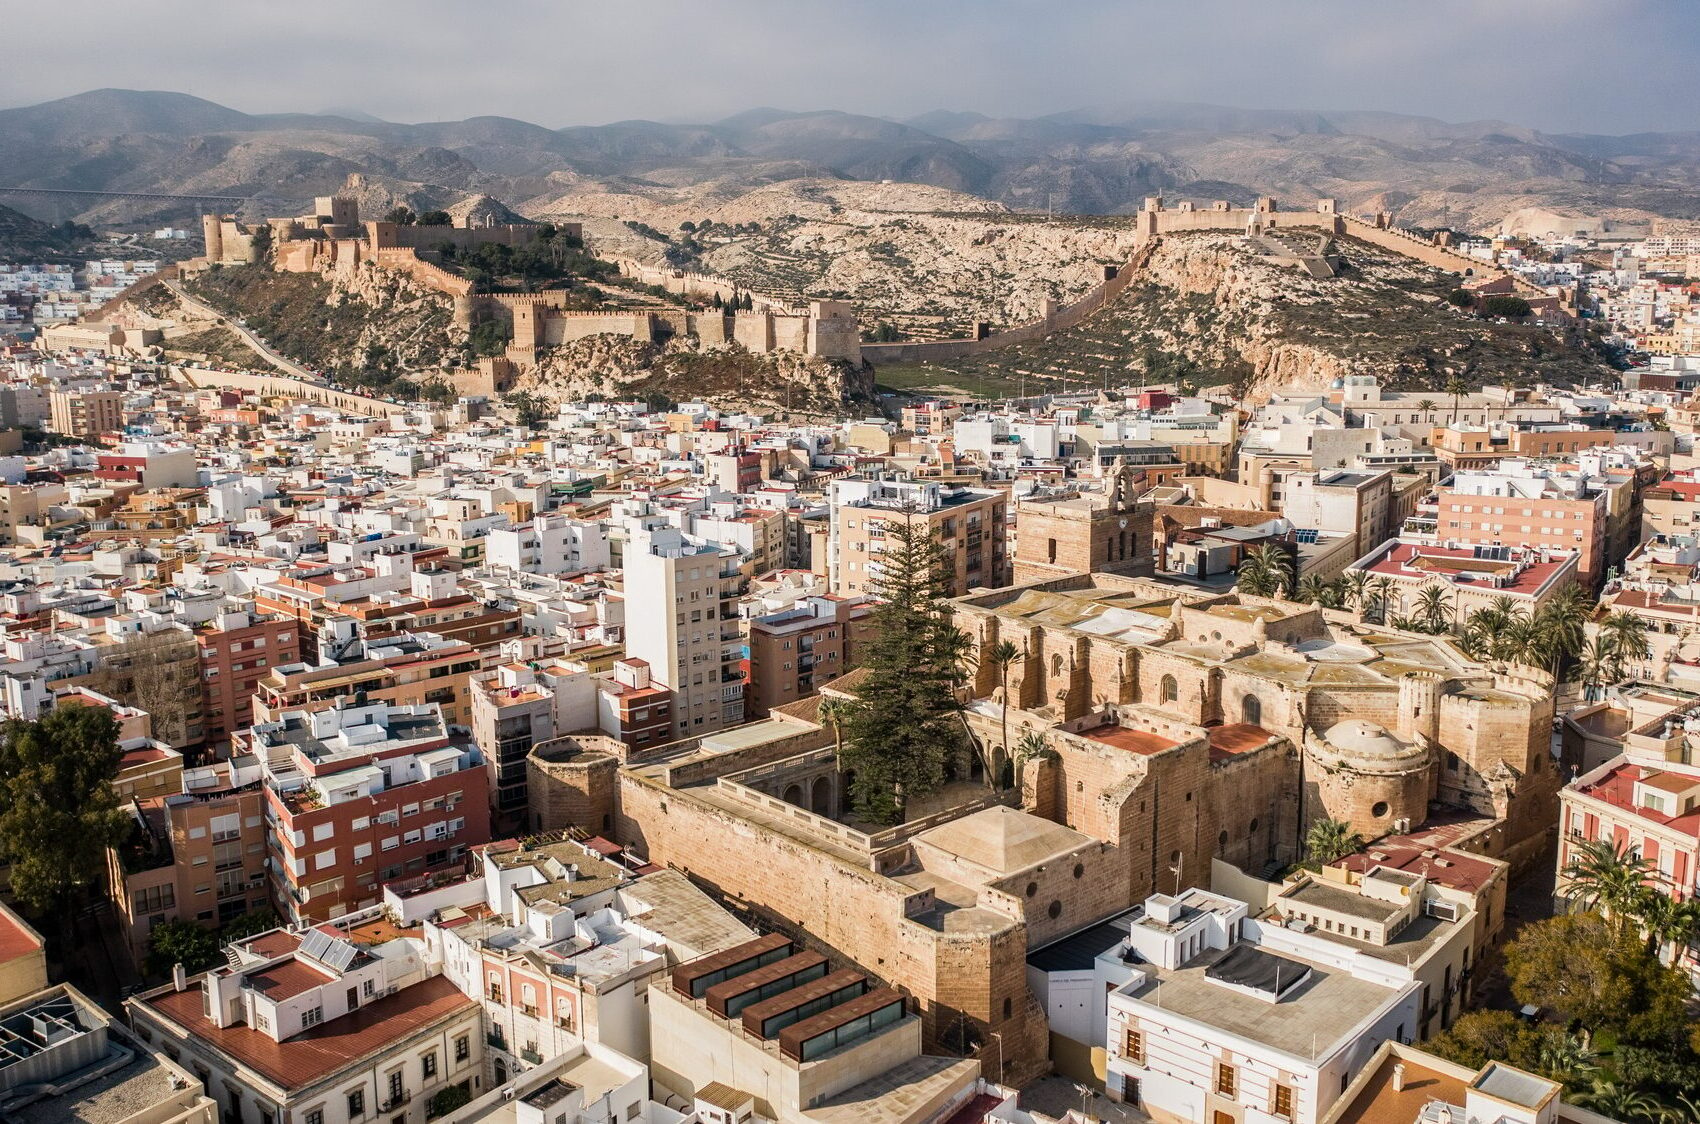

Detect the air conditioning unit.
xmin=1424 ymin=899 xmax=1462 ymax=923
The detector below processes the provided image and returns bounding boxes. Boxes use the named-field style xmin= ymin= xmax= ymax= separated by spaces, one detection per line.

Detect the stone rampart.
xmin=166 ymin=365 xmax=408 ymax=417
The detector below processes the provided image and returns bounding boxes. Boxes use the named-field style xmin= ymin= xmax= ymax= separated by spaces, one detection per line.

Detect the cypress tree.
xmin=840 ymin=509 xmax=971 ymax=825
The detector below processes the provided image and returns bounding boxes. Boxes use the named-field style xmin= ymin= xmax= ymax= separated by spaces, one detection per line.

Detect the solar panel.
xmin=320 ymin=938 xmax=359 ymax=972
xmin=298 ymin=929 xmax=333 ymax=964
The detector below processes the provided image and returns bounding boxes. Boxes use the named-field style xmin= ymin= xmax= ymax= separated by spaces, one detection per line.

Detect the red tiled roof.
xmin=249 ymin=956 xmax=335 ymax=999
xmin=1207 ymin=723 xmax=1271 ymax=761
xmin=242 ymin=931 xmax=304 ymax=959
xmin=140 ymin=974 xmax=474 ymax=1091
xmin=1334 ymin=840 xmax=1501 ymax=895
xmin=0 ymin=906 xmax=42 ymax=966
xmin=1084 ymin=726 xmax=1177 ymax=756
xmin=1578 ymin=762 xmax=1700 ymax=838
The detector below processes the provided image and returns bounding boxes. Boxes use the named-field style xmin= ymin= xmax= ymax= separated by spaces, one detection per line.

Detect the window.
xmin=1160 ymin=675 xmax=1178 ymax=703
xmin=455 ymin=1034 xmax=470 ymax=1062
xmin=388 ymin=1071 xmax=404 ymax=1104
xmin=421 ymin=1052 xmax=437 ymax=1078
xmin=301 ymin=1006 xmax=323 ymax=1029
xmin=1124 ymin=1028 xmax=1144 ymax=1064
xmin=1216 ymin=1062 xmax=1237 ymax=1099
xmin=305 ymin=1111 xmax=323 ymax=1124
xmin=347 ymin=1091 xmax=365 ymax=1118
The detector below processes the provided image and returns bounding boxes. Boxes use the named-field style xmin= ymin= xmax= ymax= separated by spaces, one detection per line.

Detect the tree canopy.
xmin=839 ymin=512 xmax=970 ymax=825
xmin=0 ymin=706 xmax=128 ymax=913
xmin=1505 ymin=911 xmax=1691 ymax=1045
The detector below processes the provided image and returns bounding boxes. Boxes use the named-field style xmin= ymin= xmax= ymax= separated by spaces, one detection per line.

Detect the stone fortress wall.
xmin=860 ymin=195 xmax=1550 ymax=366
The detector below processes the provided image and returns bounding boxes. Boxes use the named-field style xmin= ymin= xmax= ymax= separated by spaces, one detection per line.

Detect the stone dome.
xmin=1323 ymin=719 xmax=1407 ymax=759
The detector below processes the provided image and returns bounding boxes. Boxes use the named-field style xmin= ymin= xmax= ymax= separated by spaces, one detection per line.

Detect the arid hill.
xmin=873 ymin=232 xmax=1619 ymax=400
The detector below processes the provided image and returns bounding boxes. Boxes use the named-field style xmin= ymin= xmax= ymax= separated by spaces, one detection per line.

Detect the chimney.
xmin=566 ymin=863 xmax=579 ymax=882
xmin=1392 ymin=1062 xmax=1406 ymax=1092
xmin=172 ymin=962 xmax=187 ymax=992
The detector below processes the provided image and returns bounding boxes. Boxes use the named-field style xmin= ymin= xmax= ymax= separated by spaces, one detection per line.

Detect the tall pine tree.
xmin=840 ymin=509 xmax=970 ymax=825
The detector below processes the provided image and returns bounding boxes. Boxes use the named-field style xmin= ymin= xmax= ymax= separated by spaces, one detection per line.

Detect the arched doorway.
xmin=783 ymin=783 xmax=804 ymax=806
xmin=811 ymin=776 xmax=831 ymax=815
xmin=840 ymin=771 xmax=857 ymax=816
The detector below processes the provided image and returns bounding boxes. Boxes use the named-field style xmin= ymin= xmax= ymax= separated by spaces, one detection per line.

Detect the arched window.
xmin=1051 ymin=653 xmax=1065 ymax=678
xmin=1160 ymin=675 xmax=1178 ymax=704
xmin=1242 ymin=694 xmax=1261 ymax=726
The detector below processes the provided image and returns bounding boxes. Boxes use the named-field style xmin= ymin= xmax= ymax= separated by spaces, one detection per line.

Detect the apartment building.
xmin=485 ymin=515 xmax=611 ymax=576
xmin=385 ymin=834 xmax=751 ymax=1082
xmin=1561 ymin=694 xmax=1700 ymax=981
xmin=127 ymin=924 xmax=483 ymax=1124
xmin=469 ymin=660 xmax=596 ymax=832
xmin=48 ymin=388 xmax=123 ymax=440
xmin=1097 ymin=889 xmax=1419 ymax=1124
xmin=1346 ymin=539 xmax=1581 ymax=620
xmin=692 ymin=503 xmax=787 ymax=579
xmin=195 ymin=609 xmax=302 ymax=747
xmin=623 ymin=526 xmax=744 ymax=736
xmin=1280 ymin=469 xmax=1395 ymax=559
xmin=242 ymin=701 xmax=491 ymax=923
xmin=828 ymin=476 xmax=1007 ymax=598
xmin=109 ymin=756 xmax=272 ymax=963
xmin=251 ymin=633 xmax=487 ymax=729
xmin=592 ymin=658 xmax=675 ymax=750
xmin=1434 ymin=459 xmax=1614 ymax=588
xmin=745 ymin=595 xmax=871 ymax=717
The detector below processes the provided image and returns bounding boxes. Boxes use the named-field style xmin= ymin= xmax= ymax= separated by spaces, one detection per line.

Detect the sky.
xmin=4 ymin=0 xmax=1699 ymax=135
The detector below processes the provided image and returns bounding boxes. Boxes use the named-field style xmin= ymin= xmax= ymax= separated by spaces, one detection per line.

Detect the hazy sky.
xmin=5 ymin=0 xmax=1698 ymax=134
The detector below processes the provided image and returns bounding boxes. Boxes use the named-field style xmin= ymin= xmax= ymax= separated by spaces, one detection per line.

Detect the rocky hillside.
xmin=535 ymin=180 xmax=1142 ymax=333
xmin=511 ymin=334 xmax=873 ymax=417
xmin=878 ymin=232 xmax=1618 ymax=399
xmin=0 ymin=204 xmax=102 ymax=262
xmin=178 ymin=262 xmax=469 ymax=392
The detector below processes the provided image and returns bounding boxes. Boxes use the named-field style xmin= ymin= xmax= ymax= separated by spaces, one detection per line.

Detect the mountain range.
xmin=6 ymin=89 xmax=1700 ymax=231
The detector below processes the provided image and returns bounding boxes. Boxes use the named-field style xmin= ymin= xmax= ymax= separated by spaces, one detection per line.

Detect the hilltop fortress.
xmin=860 ymin=195 xmax=1565 ymax=366
xmin=191 ymin=192 xmax=1565 ymax=385
xmin=194 ymin=196 xmax=864 ymax=379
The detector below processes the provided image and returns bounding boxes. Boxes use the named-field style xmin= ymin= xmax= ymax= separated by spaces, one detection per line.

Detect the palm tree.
xmin=1632 ymin=888 xmax=1700 ymax=964
xmin=1366 ymin=576 xmax=1395 ymax=624
xmin=1342 ymin=570 xmax=1372 ymax=614
xmin=1600 ymin=611 xmax=1651 ymax=674
xmin=1534 ymin=587 xmax=1592 ymax=677
xmin=1579 ymin=1081 xmax=1665 ymax=1124
xmin=1560 ymin=838 xmax=1653 ymax=933
xmin=1445 ymin=373 xmax=1468 ymax=423
xmin=1294 ymin=573 xmax=1328 ymax=605
xmin=1417 ymin=399 xmax=1437 ymax=415
xmin=819 ymin=696 xmax=848 ymax=767
xmin=1533 ymin=1033 xmax=1598 ymax=1089
xmin=1413 ymin=584 xmax=1453 ymax=634
xmin=1304 ymin=818 xmax=1362 ymax=866
xmin=1236 ymin=543 xmax=1293 ymax=599
xmin=1577 ymin=636 xmax=1621 ymax=702
xmin=984 ymin=640 xmax=1024 ymax=788
xmin=1012 ymin=729 xmax=1050 ymax=789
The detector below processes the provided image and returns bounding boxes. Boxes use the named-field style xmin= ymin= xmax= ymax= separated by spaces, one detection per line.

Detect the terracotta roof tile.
xmin=138 ymin=975 xmax=474 ymax=1091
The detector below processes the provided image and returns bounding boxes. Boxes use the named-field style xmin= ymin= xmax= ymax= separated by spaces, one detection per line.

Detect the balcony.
xmin=520 ymin=1048 xmax=543 ymax=1065
xmin=379 ymin=1090 xmax=411 ymax=1112
xmin=486 ymin=1032 xmax=507 ymax=1051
